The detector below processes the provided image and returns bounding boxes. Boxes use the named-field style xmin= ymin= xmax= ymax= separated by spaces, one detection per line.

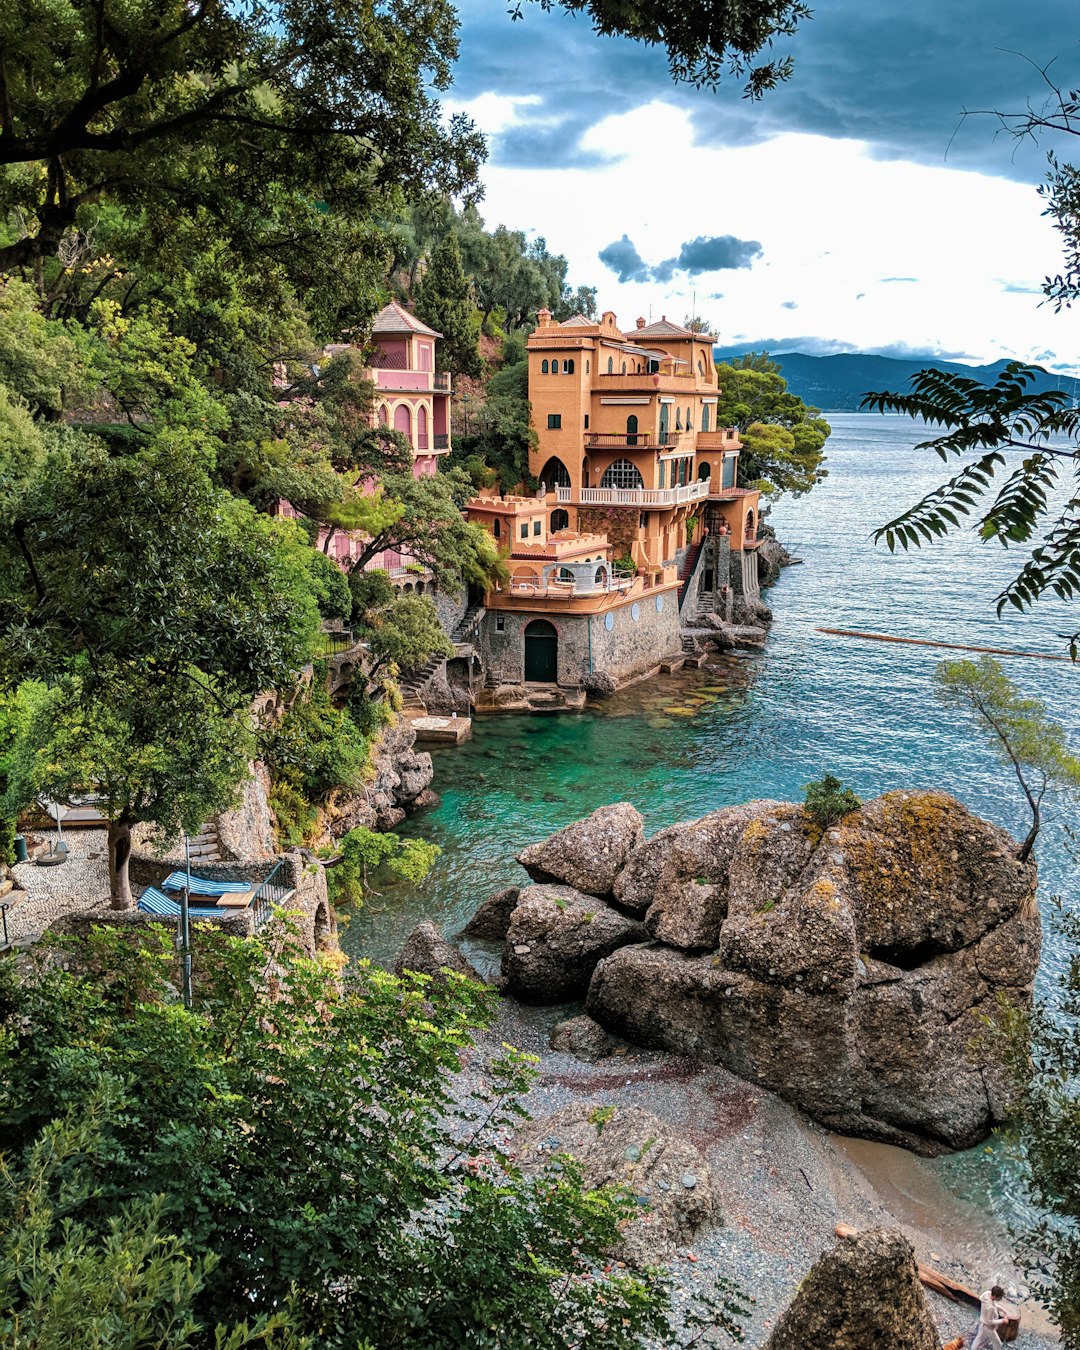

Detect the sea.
xmin=341 ymin=410 xmax=1080 ymax=1230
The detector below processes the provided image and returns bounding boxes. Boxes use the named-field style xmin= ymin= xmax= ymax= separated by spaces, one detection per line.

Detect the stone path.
xmin=6 ymin=829 xmax=110 ymax=942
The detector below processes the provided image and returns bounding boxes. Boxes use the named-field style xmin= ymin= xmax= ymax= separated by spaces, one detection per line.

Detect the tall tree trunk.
xmin=108 ymin=817 xmax=134 ymax=910
xmin=1018 ymin=800 xmax=1040 ymax=863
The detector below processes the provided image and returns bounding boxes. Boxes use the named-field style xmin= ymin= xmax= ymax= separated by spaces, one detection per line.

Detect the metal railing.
xmin=316 ymin=628 xmax=356 ymax=656
xmin=433 ymin=433 xmax=450 ymax=449
xmin=433 ymin=372 xmax=451 ymax=391
xmin=250 ymin=860 xmax=292 ymax=931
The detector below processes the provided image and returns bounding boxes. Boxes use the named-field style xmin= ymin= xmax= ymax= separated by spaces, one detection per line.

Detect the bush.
xmin=325 ymin=825 xmax=440 ymax=908
xmin=803 ymin=774 xmax=861 ymax=828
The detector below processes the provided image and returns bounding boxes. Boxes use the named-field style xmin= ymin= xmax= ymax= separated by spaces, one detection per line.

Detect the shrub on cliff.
xmin=0 ymin=925 xmax=747 ymax=1349
xmin=803 ymin=774 xmax=861 ymax=828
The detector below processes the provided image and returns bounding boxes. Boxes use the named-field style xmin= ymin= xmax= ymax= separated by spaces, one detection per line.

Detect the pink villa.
xmin=277 ymin=301 xmax=452 ymax=570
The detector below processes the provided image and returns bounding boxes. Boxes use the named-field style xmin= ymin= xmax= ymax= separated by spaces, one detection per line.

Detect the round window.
xmin=631 ymin=603 xmax=641 ymax=622
xmin=655 ymin=594 xmax=665 ymax=612
xmin=604 ymin=612 xmax=615 ymax=632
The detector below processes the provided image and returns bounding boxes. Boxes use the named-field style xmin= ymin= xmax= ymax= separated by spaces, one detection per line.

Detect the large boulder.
xmin=502 ymin=885 xmax=647 ymax=1003
xmin=762 ymin=1227 xmax=939 ymax=1350
xmin=459 ymin=886 xmax=521 ymax=941
xmin=517 ymin=803 xmax=644 ymax=898
xmin=527 ymin=790 xmax=1040 ymax=1153
xmin=394 ymin=921 xmax=481 ymax=984
xmin=549 ymin=1014 xmax=614 ymax=1063
xmin=514 ymin=1103 xmax=713 ymax=1264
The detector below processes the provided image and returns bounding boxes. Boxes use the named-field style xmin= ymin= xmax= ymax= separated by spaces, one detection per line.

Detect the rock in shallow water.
xmin=517 ymin=802 xmax=644 ymax=897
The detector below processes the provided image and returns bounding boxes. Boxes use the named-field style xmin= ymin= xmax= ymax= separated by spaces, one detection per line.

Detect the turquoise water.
xmin=342 ymin=410 xmax=1080 ymax=1228
xmin=346 ymin=412 xmax=1079 ymax=994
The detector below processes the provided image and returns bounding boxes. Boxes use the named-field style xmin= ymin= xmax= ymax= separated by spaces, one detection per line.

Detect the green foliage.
xmin=0 ymin=1106 xmax=309 ymax=1349
xmin=363 ymin=594 xmax=453 ymax=684
xmin=0 ymin=925 xmax=748 ymax=1347
xmin=803 ymin=774 xmax=861 ymax=828
xmin=934 ymin=657 xmax=1080 ymax=861
xmin=0 ymin=0 xmax=484 ymax=283
xmin=714 ymin=355 xmax=830 ymax=496
xmin=416 ymin=233 xmax=483 ymax=378
xmin=326 ymin=825 xmax=441 ymax=907
xmin=865 ymin=364 xmax=1080 ymax=655
xmin=262 ymin=668 xmax=373 ymax=844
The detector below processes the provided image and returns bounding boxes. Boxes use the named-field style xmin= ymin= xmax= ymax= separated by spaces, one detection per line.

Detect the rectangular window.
xmin=520 ymin=523 xmax=528 ymax=540
xmin=547 ymin=414 xmax=562 ymax=429
xmin=496 ymin=615 xmax=506 ymax=632
xmin=659 ymin=461 xmax=666 ymax=489
xmin=533 ymin=519 xmax=542 ymax=536
xmin=583 ymin=414 xmax=590 ymax=430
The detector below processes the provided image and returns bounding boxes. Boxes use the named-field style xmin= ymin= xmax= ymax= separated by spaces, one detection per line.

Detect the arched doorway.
xmin=416 ymin=405 xmax=429 ymax=450
xmin=539 ymin=456 xmax=571 ymax=489
xmin=524 ymin=619 xmax=558 ymax=682
xmin=626 ymin=414 xmax=638 ymax=447
xmin=697 ymin=461 xmax=711 ymax=481
xmin=550 ymin=508 xmax=569 ymax=532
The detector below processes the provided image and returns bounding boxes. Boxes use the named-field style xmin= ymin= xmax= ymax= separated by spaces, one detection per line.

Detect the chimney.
xmin=536 ymin=307 xmax=552 ymax=328
xmin=636 ymin=316 xmax=646 ymax=329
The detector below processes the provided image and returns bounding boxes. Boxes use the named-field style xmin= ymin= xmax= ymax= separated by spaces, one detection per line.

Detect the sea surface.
xmin=342 ymin=410 xmax=1080 ymax=1230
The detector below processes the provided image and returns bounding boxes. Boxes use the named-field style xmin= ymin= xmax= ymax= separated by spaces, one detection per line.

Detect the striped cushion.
xmin=161 ymin=871 xmax=246 ymax=897
xmin=137 ymin=887 xmax=223 ymax=919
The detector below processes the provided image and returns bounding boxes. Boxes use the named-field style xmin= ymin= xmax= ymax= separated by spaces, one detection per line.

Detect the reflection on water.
xmin=341 ymin=413 xmax=1080 ymax=1233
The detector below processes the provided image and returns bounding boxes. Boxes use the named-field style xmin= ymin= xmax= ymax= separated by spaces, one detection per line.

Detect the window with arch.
xmin=541 ymin=359 xmax=549 ymax=374
xmin=685 ymin=406 xmax=692 ymax=429
xmin=393 ymin=404 xmax=411 ymax=438
xmin=676 ymin=409 xmax=683 ymax=431
xmin=600 ymin=458 xmax=645 ymax=490
xmin=550 ymin=364 xmax=558 ymax=376
xmin=551 ymin=508 xmax=570 ymax=532
xmin=701 ymin=404 xmax=710 ymax=433
xmin=493 ymin=518 xmax=501 ymax=539
xmin=586 ymin=359 xmax=590 ymax=373
xmin=606 ymin=355 xmax=614 ymax=374
xmin=697 ymin=358 xmax=704 ymax=374
xmin=621 ymin=361 xmax=627 ymax=374
xmin=378 ymin=404 xmax=389 ymax=425
xmin=563 ymin=359 xmax=575 ymax=374
xmin=539 ymin=456 xmax=572 ymax=488
xmin=626 ymin=414 xmax=638 ymax=446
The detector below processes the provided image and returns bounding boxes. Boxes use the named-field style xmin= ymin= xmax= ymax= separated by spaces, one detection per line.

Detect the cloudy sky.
xmin=444 ymin=0 xmax=1080 ymax=370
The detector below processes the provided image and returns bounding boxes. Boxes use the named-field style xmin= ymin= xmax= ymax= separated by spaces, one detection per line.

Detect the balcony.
xmin=433 ymin=372 xmax=451 ymax=391
xmin=555 ymin=480 xmax=711 ymax=508
xmin=585 ymin=431 xmax=693 ymax=452
xmin=696 ymin=429 xmax=741 ymax=450
xmin=433 ymin=433 xmax=449 ymax=450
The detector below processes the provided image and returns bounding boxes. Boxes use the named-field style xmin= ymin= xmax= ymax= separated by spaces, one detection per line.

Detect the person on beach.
xmin=971 ymin=1285 xmax=1009 ymax=1348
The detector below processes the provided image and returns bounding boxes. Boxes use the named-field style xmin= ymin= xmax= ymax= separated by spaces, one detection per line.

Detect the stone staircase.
xmin=188 ymin=822 xmax=223 ymax=864
xmin=677 ymin=540 xmax=704 ymax=610
xmin=451 ymin=600 xmax=485 ymax=645
xmin=399 ymin=654 xmax=444 ymax=710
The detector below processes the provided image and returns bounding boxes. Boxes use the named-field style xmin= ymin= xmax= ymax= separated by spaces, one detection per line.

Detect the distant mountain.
xmin=711 ymin=348 xmax=1080 ymax=412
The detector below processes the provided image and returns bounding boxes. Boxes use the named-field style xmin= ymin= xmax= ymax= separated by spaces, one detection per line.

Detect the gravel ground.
xmin=463 ymin=987 xmax=1060 ymax=1350
xmin=6 ymin=829 xmax=111 ymax=941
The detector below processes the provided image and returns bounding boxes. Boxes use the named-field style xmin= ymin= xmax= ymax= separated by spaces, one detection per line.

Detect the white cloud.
xmin=472 ymin=102 xmax=1073 ymax=366
xmin=442 ymin=92 xmax=544 ymax=136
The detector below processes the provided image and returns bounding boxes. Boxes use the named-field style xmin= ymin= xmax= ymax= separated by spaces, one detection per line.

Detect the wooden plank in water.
xmin=834 ymin=1223 xmax=980 ymax=1306
xmin=817 ymin=628 xmax=1076 ymax=665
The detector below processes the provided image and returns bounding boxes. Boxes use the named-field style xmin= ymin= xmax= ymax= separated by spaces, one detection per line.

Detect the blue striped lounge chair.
xmin=136 ymin=886 xmax=225 ymax=920
xmin=160 ymin=871 xmax=250 ymax=898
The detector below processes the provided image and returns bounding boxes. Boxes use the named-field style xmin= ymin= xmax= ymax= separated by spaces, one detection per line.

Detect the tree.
xmin=0 ymin=0 xmax=484 ymax=274
xmin=934 ymin=656 xmax=1080 ymax=861
xmin=864 ymin=366 xmax=1080 ymax=655
xmin=0 ymin=444 xmax=322 ymax=904
xmin=345 ymin=468 xmax=504 ymax=590
xmin=362 ymin=594 xmax=453 ymax=687
xmin=714 ymin=355 xmax=830 ymax=496
xmin=0 ymin=924 xmax=749 ymax=1347
xmin=416 ymin=233 xmax=483 ymax=378
xmin=326 ymin=824 xmax=441 ymax=907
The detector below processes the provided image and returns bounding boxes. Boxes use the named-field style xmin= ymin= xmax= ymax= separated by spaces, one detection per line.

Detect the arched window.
xmin=563 ymin=359 xmax=575 ymax=374
xmin=697 ymin=358 xmax=704 ymax=374
xmin=550 ymin=363 xmax=558 ymax=376
xmin=416 ymin=404 xmax=429 ymax=450
xmin=621 ymin=361 xmax=627 ymax=374
xmin=600 ymin=458 xmax=645 ymax=490
xmin=685 ymin=406 xmax=692 ymax=429
xmin=626 ymin=414 xmax=638 ymax=447
xmin=676 ymin=409 xmax=683 ymax=431
xmin=551 ymin=508 xmax=570 ymax=532
xmin=701 ymin=405 xmax=710 ymax=433
xmin=745 ymin=510 xmax=756 ymax=540
xmin=698 ymin=461 xmax=711 ymax=480
xmin=607 ymin=356 xmax=614 ymax=374
xmin=541 ymin=359 xmax=549 ymax=374
xmin=538 ymin=456 xmax=571 ymax=489
xmin=378 ymin=404 xmax=389 ymax=425
xmin=393 ymin=404 xmax=412 ymax=439
xmin=558 ymin=566 xmax=575 ymax=583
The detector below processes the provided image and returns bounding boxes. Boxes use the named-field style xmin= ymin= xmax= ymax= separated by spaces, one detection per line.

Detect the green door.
xmin=524 ymin=619 xmax=558 ymax=682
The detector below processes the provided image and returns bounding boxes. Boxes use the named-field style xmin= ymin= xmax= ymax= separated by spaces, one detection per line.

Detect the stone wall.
xmin=216 ymin=763 xmax=277 ymax=861
xmin=433 ymin=587 xmax=469 ymax=637
xmin=476 ymin=591 xmax=682 ymax=689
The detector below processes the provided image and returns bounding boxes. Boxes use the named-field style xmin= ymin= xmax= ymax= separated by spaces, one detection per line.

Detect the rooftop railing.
xmin=555 ymin=480 xmax=711 ymax=507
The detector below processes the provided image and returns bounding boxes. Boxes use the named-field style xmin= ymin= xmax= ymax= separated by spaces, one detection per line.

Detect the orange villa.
xmin=460 ymin=308 xmax=763 ymax=706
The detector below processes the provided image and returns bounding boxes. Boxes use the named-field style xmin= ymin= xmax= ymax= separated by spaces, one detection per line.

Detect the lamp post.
xmin=180 ymin=832 xmax=193 ymax=1010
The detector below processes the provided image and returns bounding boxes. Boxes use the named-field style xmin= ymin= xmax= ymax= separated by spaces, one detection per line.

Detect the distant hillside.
xmin=711 ymin=349 xmax=1080 ymax=412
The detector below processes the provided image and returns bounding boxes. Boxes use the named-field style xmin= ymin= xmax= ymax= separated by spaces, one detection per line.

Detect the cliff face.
xmin=324 ymin=721 xmax=435 ymax=834
xmin=477 ymin=791 xmax=1040 ymax=1155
